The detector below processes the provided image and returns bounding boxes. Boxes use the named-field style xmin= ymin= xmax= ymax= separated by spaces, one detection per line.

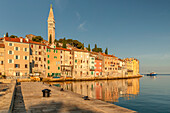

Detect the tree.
xmin=10 ymin=35 xmax=18 ymax=38
xmin=49 ymin=35 xmax=52 ymax=44
xmin=56 ymin=42 xmax=59 ymax=47
xmin=105 ymin=48 xmax=108 ymax=54
xmin=54 ymin=39 xmax=57 ymax=44
xmin=32 ymin=36 xmax=43 ymax=42
xmin=87 ymin=44 xmax=90 ymax=51
xmin=62 ymin=41 xmax=67 ymax=48
xmin=92 ymin=44 xmax=103 ymax=53
xmin=6 ymin=32 xmax=9 ymax=37
xmin=82 ymin=43 xmax=84 ymax=50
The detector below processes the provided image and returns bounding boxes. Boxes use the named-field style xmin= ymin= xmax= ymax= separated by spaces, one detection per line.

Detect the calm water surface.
xmin=53 ymin=75 xmax=170 ymax=113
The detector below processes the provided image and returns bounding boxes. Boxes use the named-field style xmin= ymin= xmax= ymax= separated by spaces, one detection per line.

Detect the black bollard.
xmin=60 ymin=88 xmax=64 ymax=91
xmin=83 ymin=96 xmax=90 ymax=100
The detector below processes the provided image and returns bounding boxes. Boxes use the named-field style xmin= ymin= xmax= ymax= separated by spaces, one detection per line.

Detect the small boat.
xmin=147 ymin=72 xmax=157 ymax=76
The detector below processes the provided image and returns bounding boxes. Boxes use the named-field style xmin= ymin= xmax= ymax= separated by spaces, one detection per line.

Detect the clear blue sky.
xmin=0 ymin=0 xmax=170 ymax=74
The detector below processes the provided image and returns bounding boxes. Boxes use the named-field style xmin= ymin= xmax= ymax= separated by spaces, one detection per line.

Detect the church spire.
xmin=47 ymin=4 xmax=55 ymax=43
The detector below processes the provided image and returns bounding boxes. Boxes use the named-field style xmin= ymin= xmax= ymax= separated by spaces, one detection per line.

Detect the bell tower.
xmin=47 ymin=4 xmax=55 ymax=43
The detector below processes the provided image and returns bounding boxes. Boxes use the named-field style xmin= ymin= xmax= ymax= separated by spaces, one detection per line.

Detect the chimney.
xmin=20 ymin=38 xmax=23 ymax=42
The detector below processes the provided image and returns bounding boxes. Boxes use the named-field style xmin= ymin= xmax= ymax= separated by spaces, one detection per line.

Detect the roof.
xmin=0 ymin=44 xmax=5 ymax=48
xmin=73 ymin=49 xmax=89 ymax=53
xmin=4 ymin=37 xmax=29 ymax=44
xmin=29 ymin=40 xmax=46 ymax=46
xmin=5 ymin=37 xmax=46 ymax=45
xmin=47 ymin=46 xmax=71 ymax=51
xmin=100 ymin=52 xmax=117 ymax=58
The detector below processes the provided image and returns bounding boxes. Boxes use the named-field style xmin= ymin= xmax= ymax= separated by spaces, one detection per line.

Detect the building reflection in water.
xmin=52 ymin=78 xmax=140 ymax=103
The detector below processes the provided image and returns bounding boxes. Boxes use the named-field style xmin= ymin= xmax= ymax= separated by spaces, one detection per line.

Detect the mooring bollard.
xmin=83 ymin=96 xmax=90 ymax=100
xmin=60 ymin=88 xmax=64 ymax=91
xmin=42 ymin=89 xmax=51 ymax=97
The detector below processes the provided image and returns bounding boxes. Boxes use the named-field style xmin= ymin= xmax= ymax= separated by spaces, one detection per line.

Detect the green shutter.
xmin=56 ymin=50 xmax=57 ymax=53
xmin=48 ymin=60 xmax=50 ymax=64
xmin=58 ymin=67 xmax=60 ymax=70
xmin=46 ymin=49 xmax=48 ymax=52
xmin=47 ymin=55 xmax=49 ymax=58
xmin=48 ymin=66 xmax=50 ymax=69
xmin=49 ymin=49 xmax=51 ymax=52
xmin=91 ymin=71 xmax=93 ymax=75
xmin=54 ymin=50 xmax=55 ymax=53
xmin=75 ymin=60 xmax=77 ymax=63
xmin=48 ymin=73 xmax=50 ymax=76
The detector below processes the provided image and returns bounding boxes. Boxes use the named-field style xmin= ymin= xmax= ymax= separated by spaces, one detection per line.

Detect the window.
xmin=70 ymin=61 xmax=71 ymax=64
xmin=39 ymin=52 xmax=41 ymax=55
xmin=48 ymin=66 xmax=50 ymax=70
xmin=25 ymin=48 xmax=27 ymax=52
xmin=44 ymin=64 xmax=46 ymax=68
xmin=35 ymin=64 xmax=38 ymax=67
xmin=39 ymin=57 xmax=41 ymax=61
xmin=48 ymin=60 xmax=50 ymax=64
xmin=25 ymin=73 xmax=27 ymax=76
xmin=31 ymin=45 xmax=33 ymax=48
xmin=61 ymin=61 xmax=62 ymax=64
xmin=81 ymin=60 xmax=82 ymax=63
xmin=70 ymin=57 xmax=71 ymax=59
xmin=75 ymin=60 xmax=77 ymax=63
xmin=44 ymin=58 xmax=46 ymax=61
xmin=48 ymin=73 xmax=50 ymax=77
xmin=61 ymin=56 xmax=62 ymax=59
xmin=91 ymin=71 xmax=93 ymax=75
xmin=44 ymin=46 xmax=45 ymax=49
xmin=75 ymin=65 xmax=77 ymax=68
xmin=15 ymin=47 xmax=19 ymax=51
xmin=25 ymin=56 xmax=28 ymax=60
xmin=9 ymin=43 xmax=12 ymax=46
xmin=56 ymin=50 xmax=57 ymax=53
xmin=0 ymin=61 xmax=3 ymax=65
xmin=15 ymin=64 xmax=20 ymax=68
xmin=25 ymin=64 xmax=28 ymax=68
xmin=35 ymin=51 xmax=37 ymax=55
xmin=9 ymin=51 xmax=12 ymax=54
xmin=54 ymin=50 xmax=55 ymax=53
xmin=39 ymin=46 xmax=41 ymax=49
xmin=9 ymin=59 xmax=12 ymax=63
xmin=58 ymin=61 xmax=60 ymax=64
xmin=61 ymin=51 xmax=62 ymax=53
xmin=56 ymin=61 xmax=57 ymax=65
xmin=58 ymin=67 xmax=60 ymax=70
xmin=16 ymin=55 xmax=19 ymax=59
xmin=35 ymin=57 xmax=37 ymax=61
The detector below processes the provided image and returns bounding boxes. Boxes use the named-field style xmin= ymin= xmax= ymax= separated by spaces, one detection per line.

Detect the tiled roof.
xmin=0 ymin=44 xmax=5 ymax=48
xmin=47 ymin=46 xmax=71 ymax=51
xmin=29 ymin=40 xmax=46 ymax=46
xmin=100 ymin=52 xmax=117 ymax=58
xmin=5 ymin=37 xmax=29 ymax=43
xmin=73 ymin=48 xmax=89 ymax=53
xmin=5 ymin=37 xmax=46 ymax=45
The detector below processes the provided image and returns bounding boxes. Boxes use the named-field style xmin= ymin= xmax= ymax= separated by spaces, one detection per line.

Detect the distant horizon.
xmin=0 ymin=0 xmax=170 ymax=74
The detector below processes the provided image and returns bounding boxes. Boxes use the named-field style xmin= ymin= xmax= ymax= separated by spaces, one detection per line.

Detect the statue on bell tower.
xmin=47 ymin=4 xmax=55 ymax=44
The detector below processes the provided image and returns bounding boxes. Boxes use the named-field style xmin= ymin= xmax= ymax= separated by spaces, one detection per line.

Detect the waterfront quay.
xmin=20 ymin=82 xmax=136 ymax=113
xmin=0 ymin=79 xmax=137 ymax=113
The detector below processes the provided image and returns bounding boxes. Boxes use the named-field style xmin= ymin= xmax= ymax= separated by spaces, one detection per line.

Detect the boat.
xmin=147 ymin=72 xmax=157 ymax=76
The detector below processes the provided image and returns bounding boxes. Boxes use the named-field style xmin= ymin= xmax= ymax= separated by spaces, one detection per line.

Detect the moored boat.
xmin=147 ymin=72 xmax=157 ymax=76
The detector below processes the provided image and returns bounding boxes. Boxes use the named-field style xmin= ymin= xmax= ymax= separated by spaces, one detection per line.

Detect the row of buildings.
xmin=0 ymin=5 xmax=140 ymax=79
xmin=0 ymin=36 xmax=139 ymax=79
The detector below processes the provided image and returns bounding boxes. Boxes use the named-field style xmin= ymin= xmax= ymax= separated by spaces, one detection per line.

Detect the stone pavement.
xmin=0 ymin=80 xmax=16 ymax=113
xmin=21 ymin=82 xmax=137 ymax=113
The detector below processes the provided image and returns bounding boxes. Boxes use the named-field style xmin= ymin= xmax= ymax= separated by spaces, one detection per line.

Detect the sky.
xmin=0 ymin=0 xmax=170 ymax=74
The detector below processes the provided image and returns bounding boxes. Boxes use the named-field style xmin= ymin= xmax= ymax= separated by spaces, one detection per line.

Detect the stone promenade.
xmin=21 ymin=82 xmax=136 ymax=113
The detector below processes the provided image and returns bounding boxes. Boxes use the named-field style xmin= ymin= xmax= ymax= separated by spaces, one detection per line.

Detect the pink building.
xmin=95 ymin=59 xmax=102 ymax=76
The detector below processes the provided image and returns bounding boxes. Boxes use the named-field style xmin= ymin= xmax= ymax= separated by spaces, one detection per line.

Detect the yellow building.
xmin=4 ymin=37 xmax=30 ymax=78
xmin=0 ymin=42 xmax=5 ymax=76
xmin=125 ymin=58 xmax=139 ymax=76
xmin=46 ymin=46 xmax=61 ymax=77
